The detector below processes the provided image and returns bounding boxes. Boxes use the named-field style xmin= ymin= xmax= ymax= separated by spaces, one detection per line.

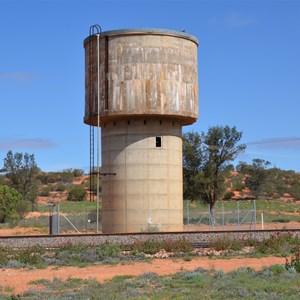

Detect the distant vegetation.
xmin=1 ymin=127 xmax=299 ymax=228
xmin=0 ymin=150 xmax=89 ymax=224
xmin=183 ymin=127 xmax=300 ymax=203
xmin=37 ymin=168 xmax=85 ymax=184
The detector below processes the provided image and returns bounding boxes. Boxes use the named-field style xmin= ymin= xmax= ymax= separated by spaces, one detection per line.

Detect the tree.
xmin=0 ymin=185 xmax=22 ymax=223
xmin=183 ymin=126 xmax=246 ymax=222
xmin=67 ymin=185 xmax=87 ymax=201
xmin=182 ymin=131 xmax=203 ymax=201
xmin=3 ymin=150 xmax=40 ymax=209
xmin=237 ymin=159 xmax=271 ymax=198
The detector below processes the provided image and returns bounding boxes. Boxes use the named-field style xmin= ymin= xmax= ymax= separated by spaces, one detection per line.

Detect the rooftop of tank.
xmin=84 ymin=28 xmax=198 ymax=45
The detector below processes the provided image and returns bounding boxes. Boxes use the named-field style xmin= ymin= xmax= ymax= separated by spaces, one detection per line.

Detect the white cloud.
xmin=0 ymin=72 xmax=40 ymax=82
xmin=247 ymin=137 xmax=300 ymax=150
xmin=0 ymin=138 xmax=57 ymax=151
xmin=225 ymin=12 xmax=257 ymax=28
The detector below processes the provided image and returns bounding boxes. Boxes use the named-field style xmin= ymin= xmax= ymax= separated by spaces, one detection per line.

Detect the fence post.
xmin=237 ymin=201 xmax=240 ymax=230
xmin=222 ymin=202 xmax=225 ymax=230
xmin=187 ymin=200 xmax=190 ymax=227
xmin=253 ymin=200 xmax=257 ymax=230
xmin=85 ymin=207 xmax=87 ymax=233
xmin=50 ymin=204 xmax=60 ymax=235
xmin=57 ymin=204 xmax=60 ymax=234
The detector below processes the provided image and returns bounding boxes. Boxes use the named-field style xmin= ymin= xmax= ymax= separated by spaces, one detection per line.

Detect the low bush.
xmin=131 ymin=239 xmax=165 ymax=255
xmin=164 ymin=238 xmax=193 ymax=253
xmin=96 ymin=242 xmax=122 ymax=257
xmin=39 ymin=186 xmax=52 ymax=197
xmin=271 ymin=218 xmax=290 ymax=223
xmin=67 ymin=185 xmax=87 ymax=202
xmin=255 ymin=232 xmax=300 ymax=255
xmin=223 ymin=191 xmax=234 ymax=200
xmin=55 ymin=183 xmax=67 ymax=192
xmin=210 ymin=235 xmax=244 ymax=251
xmin=285 ymin=250 xmax=300 ymax=273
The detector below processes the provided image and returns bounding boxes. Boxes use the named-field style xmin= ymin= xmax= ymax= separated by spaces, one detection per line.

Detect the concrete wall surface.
xmin=101 ymin=119 xmax=183 ymax=233
xmin=84 ymin=31 xmax=198 ymax=126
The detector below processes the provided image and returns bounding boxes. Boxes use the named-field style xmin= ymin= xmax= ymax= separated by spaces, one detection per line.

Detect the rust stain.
xmin=84 ymin=34 xmax=198 ymax=126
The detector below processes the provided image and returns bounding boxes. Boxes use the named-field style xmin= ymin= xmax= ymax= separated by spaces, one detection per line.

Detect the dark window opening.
xmin=128 ymin=120 xmax=130 ymax=125
xmin=160 ymin=120 xmax=162 ymax=125
xmin=156 ymin=136 xmax=162 ymax=148
xmin=144 ymin=120 xmax=147 ymax=125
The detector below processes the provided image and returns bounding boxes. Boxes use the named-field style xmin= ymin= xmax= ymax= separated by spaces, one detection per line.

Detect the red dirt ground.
xmin=0 ymin=256 xmax=286 ymax=295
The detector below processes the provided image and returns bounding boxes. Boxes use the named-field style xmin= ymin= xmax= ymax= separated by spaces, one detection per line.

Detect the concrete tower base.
xmin=101 ymin=118 xmax=183 ymax=233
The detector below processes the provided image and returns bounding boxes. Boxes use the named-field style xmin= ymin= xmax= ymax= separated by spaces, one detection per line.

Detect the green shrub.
xmin=164 ymin=239 xmax=193 ymax=253
xmin=39 ymin=185 xmax=52 ymax=196
xmin=67 ymin=185 xmax=87 ymax=202
xmin=271 ymin=218 xmax=290 ymax=223
xmin=37 ymin=172 xmax=74 ymax=184
xmin=96 ymin=242 xmax=122 ymax=257
xmin=210 ymin=235 xmax=243 ymax=251
xmin=55 ymin=183 xmax=67 ymax=192
xmin=131 ymin=239 xmax=165 ymax=255
xmin=285 ymin=251 xmax=300 ymax=273
xmin=223 ymin=191 xmax=234 ymax=200
xmin=0 ymin=185 xmax=23 ymax=223
xmin=15 ymin=246 xmax=45 ymax=265
xmin=255 ymin=232 xmax=299 ymax=255
xmin=0 ymin=246 xmax=8 ymax=265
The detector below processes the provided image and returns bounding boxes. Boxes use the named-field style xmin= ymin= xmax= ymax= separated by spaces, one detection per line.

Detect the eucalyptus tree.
xmin=183 ymin=126 xmax=246 ymax=222
xmin=237 ymin=158 xmax=271 ymax=198
xmin=3 ymin=150 xmax=40 ymax=210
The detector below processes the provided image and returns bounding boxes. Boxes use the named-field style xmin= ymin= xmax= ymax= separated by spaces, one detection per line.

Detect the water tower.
xmin=84 ymin=27 xmax=198 ymax=233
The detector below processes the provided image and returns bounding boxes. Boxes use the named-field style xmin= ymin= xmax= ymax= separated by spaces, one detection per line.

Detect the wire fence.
xmin=183 ymin=200 xmax=257 ymax=231
xmin=2 ymin=199 xmax=299 ymax=235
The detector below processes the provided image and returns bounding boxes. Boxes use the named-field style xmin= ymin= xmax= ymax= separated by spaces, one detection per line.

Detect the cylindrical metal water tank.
xmin=84 ymin=28 xmax=198 ymax=233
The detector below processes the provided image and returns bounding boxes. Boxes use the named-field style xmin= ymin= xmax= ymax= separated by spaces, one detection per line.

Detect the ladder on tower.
xmin=89 ymin=125 xmax=95 ymax=202
xmin=88 ymin=24 xmax=102 ymax=202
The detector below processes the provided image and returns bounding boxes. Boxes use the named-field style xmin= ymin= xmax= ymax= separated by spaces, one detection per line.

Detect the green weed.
xmin=285 ymin=250 xmax=300 ymax=273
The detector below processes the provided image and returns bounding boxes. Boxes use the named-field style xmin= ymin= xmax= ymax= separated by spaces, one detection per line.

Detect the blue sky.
xmin=0 ymin=0 xmax=300 ymax=172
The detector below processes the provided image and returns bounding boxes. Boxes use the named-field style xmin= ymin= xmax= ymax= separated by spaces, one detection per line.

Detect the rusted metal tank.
xmin=84 ymin=28 xmax=198 ymax=233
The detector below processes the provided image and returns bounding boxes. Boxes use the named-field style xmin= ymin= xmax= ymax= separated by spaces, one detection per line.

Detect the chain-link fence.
xmin=7 ymin=202 xmax=99 ymax=235
xmin=183 ymin=200 xmax=257 ymax=231
xmin=3 ymin=199 xmax=300 ymax=235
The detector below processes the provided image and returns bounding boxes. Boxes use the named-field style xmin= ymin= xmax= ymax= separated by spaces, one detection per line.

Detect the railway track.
xmin=1 ymin=229 xmax=299 ymax=249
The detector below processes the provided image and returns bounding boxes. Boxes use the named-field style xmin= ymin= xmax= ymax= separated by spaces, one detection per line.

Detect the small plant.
xmin=285 ymin=250 xmax=300 ymax=273
xmin=210 ymin=235 xmax=243 ymax=251
xmin=223 ymin=191 xmax=234 ymax=200
xmin=164 ymin=238 xmax=193 ymax=253
xmin=55 ymin=183 xmax=67 ymax=192
xmin=131 ymin=239 xmax=165 ymax=255
xmin=17 ymin=246 xmax=45 ymax=265
xmin=39 ymin=186 xmax=52 ymax=197
xmin=271 ymin=218 xmax=290 ymax=223
xmin=270 ymin=264 xmax=285 ymax=275
xmin=255 ymin=232 xmax=299 ymax=255
xmin=67 ymin=185 xmax=87 ymax=201
xmin=96 ymin=242 xmax=122 ymax=257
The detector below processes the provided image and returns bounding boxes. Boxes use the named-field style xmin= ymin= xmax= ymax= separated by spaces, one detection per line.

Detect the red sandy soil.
xmin=0 ymin=227 xmax=48 ymax=236
xmin=185 ymin=220 xmax=300 ymax=231
xmin=0 ymin=256 xmax=287 ymax=295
